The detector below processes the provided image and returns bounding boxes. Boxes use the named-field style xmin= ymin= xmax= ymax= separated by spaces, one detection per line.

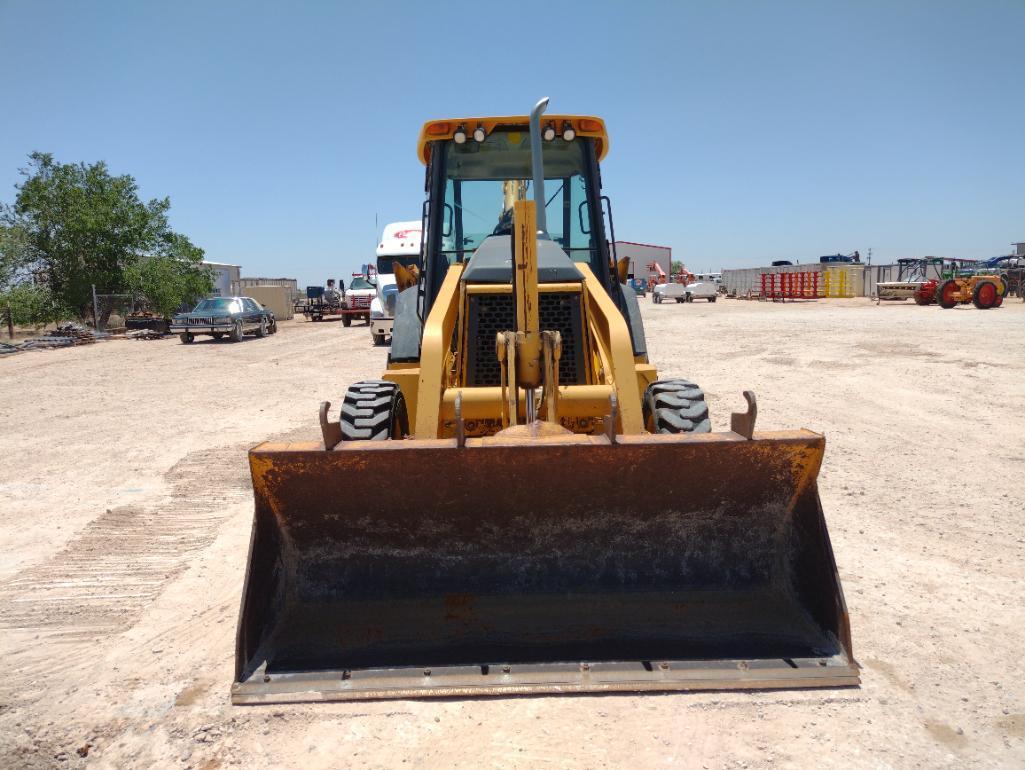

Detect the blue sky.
xmin=1 ymin=1 xmax=1022 ymax=284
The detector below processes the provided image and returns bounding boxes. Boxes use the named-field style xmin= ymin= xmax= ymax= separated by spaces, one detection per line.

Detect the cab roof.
xmin=417 ymin=115 xmax=608 ymax=165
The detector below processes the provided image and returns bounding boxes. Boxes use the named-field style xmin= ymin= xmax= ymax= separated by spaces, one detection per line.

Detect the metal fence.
xmin=722 ymin=264 xmax=868 ymax=297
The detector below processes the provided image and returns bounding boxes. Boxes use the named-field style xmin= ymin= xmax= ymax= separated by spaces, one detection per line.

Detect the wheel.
xmin=256 ymin=317 xmax=268 ymax=337
xmin=972 ymin=280 xmax=998 ymax=309
xmin=364 ymin=314 xmax=371 ymax=326
xmin=211 ymin=332 xmax=224 ymax=340
xmin=312 ymin=315 xmax=322 ymax=322
xmin=268 ymin=318 xmax=277 ymax=334
xmin=372 ymin=332 xmax=387 ymax=346
xmin=340 ymin=380 xmax=409 ymax=440
xmin=708 ymin=296 xmax=716 ymax=302
xmin=686 ymin=294 xmax=694 ymax=303
xmin=643 ymin=379 xmax=711 ymax=434
xmin=675 ymin=297 xmax=684 ymax=304
xmin=179 ymin=332 xmax=194 ymax=344
xmin=935 ymin=279 xmax=959 ymax=309
xmin=342 ymin=315 xmax=352 ymax=327
xmin=913 ymin=293 xmax=930 ymax=306
xmin=230 ymin=320 xmax=245 ymax=342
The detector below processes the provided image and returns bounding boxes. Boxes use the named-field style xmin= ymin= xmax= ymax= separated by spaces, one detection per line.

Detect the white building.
xmin=612 ymin=241 xmax=672 ymax=282
xmin=203 ymin=262 xmax=242 ymax=297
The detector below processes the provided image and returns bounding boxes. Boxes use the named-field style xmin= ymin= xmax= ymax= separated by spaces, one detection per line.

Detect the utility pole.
xmin=91 ymin=284 xmax=100 ymax=330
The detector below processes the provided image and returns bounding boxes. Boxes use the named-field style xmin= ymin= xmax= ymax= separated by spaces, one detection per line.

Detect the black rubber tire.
xmin=972 ymin=280 xmax=998 ymax=310
xmin=211 ymin=332 xmax=224 ymax=340
xmin=179 ymin=332 xmax=194 ymax=344
xmin=230 ymin=320 xmax=244 ymax=342
xmin=935 ymin=279 xmax=959 ymax=309
xmin=709 ymin=296 xmax=717 ymax=303
xmin=372 ymin=332 xmax=387 ymax=346
xmin=340 ymin=380 xmax=409 ymax=440
xmin=643 ymin=379 xmax=711 ymax=434
xmin=342 ymin=315 xmax=352 ymax=327
xmin=676 ymin=297 xmax=684 ymax=303
xmin=268 ymin=318 xmax=277 ymax=334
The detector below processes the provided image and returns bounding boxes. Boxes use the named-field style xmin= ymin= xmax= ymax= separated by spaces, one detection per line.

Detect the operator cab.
xmin=418 ymin=118 xmax=616 ymax=307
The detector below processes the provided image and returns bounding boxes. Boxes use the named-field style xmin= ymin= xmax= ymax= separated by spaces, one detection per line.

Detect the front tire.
xmin=342 ymin=315 xmax=352 ymax=327
xmin=372 ymin=332 xmax=387 ymax=346
xmin=936 ymin=279 xmax=960 ymax=309
xmin=643 ymin=379 xmax=711 ymax=434
xmin=972 ymin=280 xmax=998 ymax=309
xmin=230 ymin=320 xmax=244 ymax=342
xmin=256 ymin=317 xmax=268 ymax=337
xmin=340 ymin=380 xmax=409 ymax=440
xmin=179 ymin=332 xmax=194 ymax=344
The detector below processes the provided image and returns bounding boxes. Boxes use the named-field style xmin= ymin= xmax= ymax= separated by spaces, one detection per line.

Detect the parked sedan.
xmin=171 ymin=297 xmax=277 ymax=343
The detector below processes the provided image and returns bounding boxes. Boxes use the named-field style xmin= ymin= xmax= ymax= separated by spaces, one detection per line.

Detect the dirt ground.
xmin=1 ymin=298 xmax=1023 ymax=769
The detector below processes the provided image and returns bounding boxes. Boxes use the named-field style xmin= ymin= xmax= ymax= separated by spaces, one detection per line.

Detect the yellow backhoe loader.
xmin=233 ymin=99 xmax=858 ymax=703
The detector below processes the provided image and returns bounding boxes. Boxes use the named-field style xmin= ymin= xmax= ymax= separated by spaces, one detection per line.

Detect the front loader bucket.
xmin=233 ymin=431 xmax=858 ymax=703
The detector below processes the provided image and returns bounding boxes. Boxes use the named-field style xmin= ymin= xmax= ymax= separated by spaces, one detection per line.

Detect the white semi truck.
xmin=369 ymin=220 xmax=422 ymax=345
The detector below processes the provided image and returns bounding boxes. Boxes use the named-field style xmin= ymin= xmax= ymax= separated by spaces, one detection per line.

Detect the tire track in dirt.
xmin=0 ymin=443 xmax=254 ymax=685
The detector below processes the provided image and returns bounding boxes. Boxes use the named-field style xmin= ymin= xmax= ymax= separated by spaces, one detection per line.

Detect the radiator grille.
xmin=468 ymin=294 xmax=514 ymax=387
xmin=348 ymin=295 xmax=372 ymax=309
xmin=467 ymin=292 xmax=584 ymax=387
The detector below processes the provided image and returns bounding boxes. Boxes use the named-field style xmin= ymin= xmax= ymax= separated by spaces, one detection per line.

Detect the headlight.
xmin=371 ymin=310 xmax=384 ymax=319
xmin=215 ymin=316 xmax=230 ymax=323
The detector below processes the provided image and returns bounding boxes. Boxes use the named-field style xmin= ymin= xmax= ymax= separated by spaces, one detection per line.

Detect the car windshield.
xmin=349 ymin=277 xmax=374 ymax=290
xmin=193 ymin=298 xmax=239 ymax=313
xmin=440 ymin=130 xmax=595 ymax=264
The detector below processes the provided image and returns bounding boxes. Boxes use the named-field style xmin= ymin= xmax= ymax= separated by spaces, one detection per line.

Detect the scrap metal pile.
xmin=2 ymin=323 xmax=104 ymax=354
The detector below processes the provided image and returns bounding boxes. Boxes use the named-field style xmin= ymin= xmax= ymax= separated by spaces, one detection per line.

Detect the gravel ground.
xmin=1 ymin=298 xmax=1023 ymax=769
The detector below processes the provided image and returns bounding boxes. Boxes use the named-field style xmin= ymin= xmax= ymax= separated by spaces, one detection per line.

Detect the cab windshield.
xmin=376 ymin=255 xmax=420 ymax=275
xmin=439 ymin=130 xmax=597 ymax=265
xmin=349 ymin=277 xmax=374 ymax=290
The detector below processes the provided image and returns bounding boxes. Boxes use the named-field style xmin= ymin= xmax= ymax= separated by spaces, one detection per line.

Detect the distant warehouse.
xmin=613 ymin=241 xmax=671 ymax=281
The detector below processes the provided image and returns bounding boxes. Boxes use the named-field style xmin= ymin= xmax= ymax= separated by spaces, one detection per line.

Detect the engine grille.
xmin=467 ymin=292 xmax=584 ymax=387
xmin=348 ymin=295 xmax=372 ymax=309
xmin=187 ymin=317 xmax=214 ymax=325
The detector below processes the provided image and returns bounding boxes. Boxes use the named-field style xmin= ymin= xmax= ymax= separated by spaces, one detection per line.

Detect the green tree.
xmin=2 ymin=152 xmax=209 ymax=323
xmin=1 ymin=282 xmax=67 ymax=327
xmin=671 ymin=260 xmax=684 ymax=275
xmin=126 ymin=235 xmax=214 ymax=317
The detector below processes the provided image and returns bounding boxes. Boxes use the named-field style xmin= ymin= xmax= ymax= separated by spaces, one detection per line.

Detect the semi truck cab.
xmin=370 ymin=220 xmax=422 ymax=345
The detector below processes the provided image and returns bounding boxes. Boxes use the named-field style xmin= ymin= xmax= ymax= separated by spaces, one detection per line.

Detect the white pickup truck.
xmin=652 ymin=281 xmax=718 ymax=303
